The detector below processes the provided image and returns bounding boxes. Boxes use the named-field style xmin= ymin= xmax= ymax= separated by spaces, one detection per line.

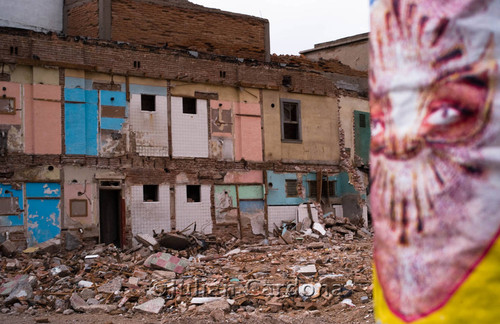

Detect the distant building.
xmin=0 ymin=0 xmax=369 ymax=249
xmin=301 ymin=32 xmax=369 ymax=72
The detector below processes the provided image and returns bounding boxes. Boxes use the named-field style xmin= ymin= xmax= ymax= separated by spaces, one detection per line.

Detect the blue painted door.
xmin=26 ymin=183 xmax=61 ymax=246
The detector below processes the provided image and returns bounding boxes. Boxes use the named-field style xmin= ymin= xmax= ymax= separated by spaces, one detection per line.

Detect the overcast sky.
xmin=189 ymin=0 xmax=370 ymax=55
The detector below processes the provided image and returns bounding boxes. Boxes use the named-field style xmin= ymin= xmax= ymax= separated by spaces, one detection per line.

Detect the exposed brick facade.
xmin=0 ymin=28 xmax=335 ymax=96
xmin=64 ymin=0 xmax=269 ymax=61
xmin=66 ymin=0 xmax=99 ymax=38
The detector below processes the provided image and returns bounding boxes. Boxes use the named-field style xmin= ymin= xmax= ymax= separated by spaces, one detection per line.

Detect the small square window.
xmin=141 ymin=94 xmax=156 ymax=112
xmin=285 ymin=180 xmax=298 ymax=197
xmin=70 ymin=199 xmax=87 ymax=217
xmin=143 ymin=185 xmax=159 ymax=202
xmin=186 ymin=185 xmax=201 ymax=202
xmin=183 ymin=97 xmax=197 ymax=114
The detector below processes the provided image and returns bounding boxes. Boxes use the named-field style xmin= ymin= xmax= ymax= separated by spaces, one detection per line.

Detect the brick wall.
xmin=0 ymin=29 xmax=336 ymax=98
xmin=66 ymin=0 xmax=99 ymax=38
xmin=65 ymin=0 xmax=268 ymax=61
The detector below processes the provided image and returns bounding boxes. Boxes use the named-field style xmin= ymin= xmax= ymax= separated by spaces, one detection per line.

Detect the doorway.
xmin=99 ymin=189 xmax=121 ymax=247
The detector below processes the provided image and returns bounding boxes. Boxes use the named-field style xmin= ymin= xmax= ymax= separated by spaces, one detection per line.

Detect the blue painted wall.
xmin=0 ymin=184 xmax=23 ymax=227
xmin=64 ymin=78 xmax=128 ymax=155
xmin=65 ymin=88 xmax=99 ymax=155
xmin=129 ymin=84 xmax=167 ymax=96
xmin=26 ymin=183 xmax=61 ymax=246
xmin=266 ymin=171 xmax=359 ymax=206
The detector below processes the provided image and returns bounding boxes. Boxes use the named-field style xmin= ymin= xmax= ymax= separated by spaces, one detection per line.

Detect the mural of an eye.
xmin=420 ymin=74 xmax=490 ymax=144
xmin=425 ymin=104 xmax=460 ymax=126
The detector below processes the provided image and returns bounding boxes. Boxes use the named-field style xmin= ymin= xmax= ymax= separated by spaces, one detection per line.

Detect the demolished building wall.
xmin=0 ymin=2 xmax=369 ymax=249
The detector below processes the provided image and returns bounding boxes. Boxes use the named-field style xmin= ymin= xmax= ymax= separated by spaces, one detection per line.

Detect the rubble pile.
xmin=0 ymin=219 xmax=373 ymax=321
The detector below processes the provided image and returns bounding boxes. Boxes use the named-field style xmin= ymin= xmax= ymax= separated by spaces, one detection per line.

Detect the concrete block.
xmin=134 ymin=297 xmax=165 ymax=314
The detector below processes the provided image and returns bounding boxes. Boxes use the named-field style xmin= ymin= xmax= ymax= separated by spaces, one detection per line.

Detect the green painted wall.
xmin=354 ymin=110 xmax=370 ymax=164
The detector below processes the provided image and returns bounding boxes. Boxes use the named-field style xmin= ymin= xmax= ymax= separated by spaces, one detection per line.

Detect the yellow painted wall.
xmin=9 ymin=65 xmax=59 ymax=85
xmin=171 ymin=81 xmax=259 ymax=104
xmin=262 ymin=90 xmax=339 ymax=162
xmin=339 ymin=95 xmax=369 ymax=160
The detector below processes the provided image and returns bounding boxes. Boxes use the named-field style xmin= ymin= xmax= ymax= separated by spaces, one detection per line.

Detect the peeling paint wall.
xmin=0 ymin=81 xmax=23 ymax=154
xmin=26 ymin=182 xmax=61 ymax=246
xmin=0 ymin=184 xmax=23 ymax=227
xmin=129 ymin=85 xmax=168 ymax=156
xmin=171 ymin=97 xmax=209 ymax=158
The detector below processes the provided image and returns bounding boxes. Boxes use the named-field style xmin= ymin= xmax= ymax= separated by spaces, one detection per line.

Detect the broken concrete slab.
xmin=133 ymin=297 xmax=165 ymax=314
xmin=297 ymin=264 xmax=317 ymax=276
xmin=4 ymin=280 xmax=33 ymax=305
xmin=70 ymin=293 xmax=88 ymax=312
xmin=190 ymin=297 xmax=224 ymax=305
xmin=144 ymin=252 xmax=189 ymax=274
xmin=0 ymin=275 xmax=29 ymax=296
xmin=64 ymin=232 xmax=82 ymax=251
xmin=97 ymin=277 xmax=122 ymax=294
xmin=36 ymin=238 xmax=61 ymax=254
xmin=195 ymin=299 xmax=230 ymax=314
xmin=50 ymin=265 xmax=71 ymax=277
xmin=0 ymin=240 xmax=17 ymax=257
xmin=135 ymin=233 xmax=159 ymax=249
xmin=313 ymin=223 xmax=326 ymax=236
xmin=156 ymin=233 xmax=191 ymax=250
xmin=151 ymin=270 xmax=176 ymax=280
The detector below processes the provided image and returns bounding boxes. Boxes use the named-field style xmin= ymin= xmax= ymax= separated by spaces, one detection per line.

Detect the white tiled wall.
xmin=171 ymin=97 xmax=209 ymax=158
xmin=130 ymin=185 xmax=170 ymax=238
xmin=175 ymin=184 xmax=212 ymax=234
xmin=268 ymin=206 xmax=298 ymax=234
xmin=129 ymin=94 xmax=169 ymax=157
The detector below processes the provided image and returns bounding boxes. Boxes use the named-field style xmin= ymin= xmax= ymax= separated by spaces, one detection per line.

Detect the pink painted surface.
xmin=25 ymin=84 xmax=62 ymax=154
xmin=234 ymin=102 xmax=261 ymax=116
xmin=224 ymin=170 xmax=263 ymax=184
xmin=235 ymin=115 xmax=263 ymax=162
xmin=64 ymin=184 xmax=93 ymax=225
xmin=0 ymin=81 xmax=21 ymax=125
xmin=210 ymin=100 xmax=232 ymax=110
xmin=33 ymin=84 xmax=61 ymax=101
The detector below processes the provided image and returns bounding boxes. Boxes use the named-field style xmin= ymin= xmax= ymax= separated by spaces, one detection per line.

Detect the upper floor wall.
xmin=0 ymin=0 xmax=64 ymax=33
xmin=262 ymin=90 xmax=340 ymax=163
xmin=301 ymin=33 xmax=369 ymax=73
xmin=65 ymin=0 xmax=270 ymax=61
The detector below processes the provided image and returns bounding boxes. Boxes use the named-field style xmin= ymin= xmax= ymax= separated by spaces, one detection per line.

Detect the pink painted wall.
xmin=224 ymin=170 xmax=263 ymax=184
xmin=235 ymin=115 xmax=263 ymax=162
xmin=24 ymin=84 xmax=62 ymax=154
xmin=64 ymin=183 xmax=94 ymax=225
xmin=234 ymin=102 xmax=260 ymax=116
xmin=0 ymin=81 xmax=22 ymax=125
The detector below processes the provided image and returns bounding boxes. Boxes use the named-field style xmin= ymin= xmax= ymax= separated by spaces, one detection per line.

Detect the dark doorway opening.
xmin=99 ymin=189 xmax=122 ymax=247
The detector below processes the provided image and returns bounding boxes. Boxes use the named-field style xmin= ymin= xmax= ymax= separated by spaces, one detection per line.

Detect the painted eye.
xmin=426 ymin=105 xmax=461 ymax=126
xmin=371 ymin=120 xmax=385 ymax=137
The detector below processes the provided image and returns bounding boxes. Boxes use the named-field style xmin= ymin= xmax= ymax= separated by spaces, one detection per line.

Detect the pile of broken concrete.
xmin=0 ymin=221 xmax=373 ymax=321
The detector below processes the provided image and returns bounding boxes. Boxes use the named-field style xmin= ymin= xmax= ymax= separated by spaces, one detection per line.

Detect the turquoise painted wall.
xmin=354 ymin=110 xmax=371 ymax=165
